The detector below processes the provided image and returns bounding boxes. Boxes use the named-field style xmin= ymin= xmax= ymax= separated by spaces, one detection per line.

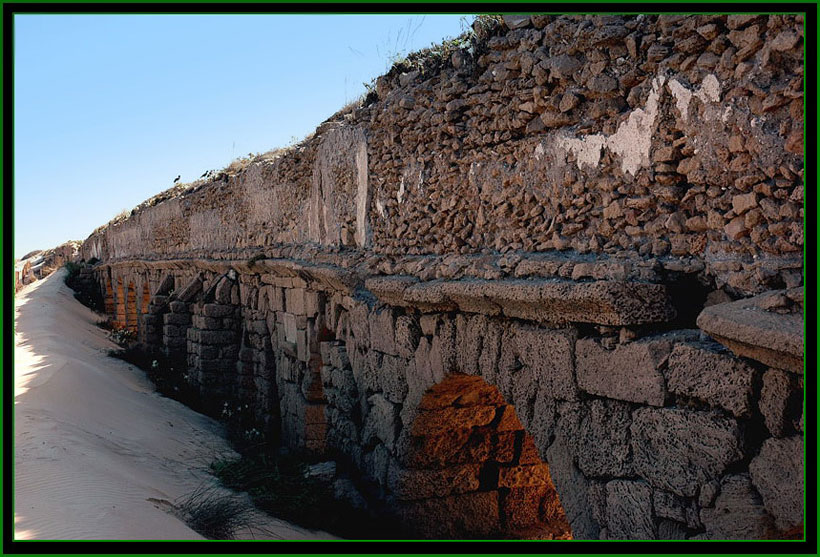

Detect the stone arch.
xmin=103 ymin=275 xmax=115 ymax=316
xmin=115 ymin=277 xmax=126 ymax=328
xmin=125 ymin=281 xmax=138 ymax=332
xmin=392 ymin=373 xmax=571 ymax=539
xmin=141 ymin=282 xmax=150 ymax=314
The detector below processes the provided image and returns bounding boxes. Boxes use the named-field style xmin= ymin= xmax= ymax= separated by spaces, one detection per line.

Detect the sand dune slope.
xmin=14 ymin=270 xmax=332 ymax=540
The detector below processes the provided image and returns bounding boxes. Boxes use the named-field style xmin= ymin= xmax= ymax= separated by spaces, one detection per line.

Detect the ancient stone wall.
xmin=76 ymin=14 xmax=805 ymax=540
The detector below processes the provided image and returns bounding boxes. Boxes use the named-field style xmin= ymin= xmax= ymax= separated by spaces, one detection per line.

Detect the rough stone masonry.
xmin=74 ymin=14 xmax=804 ymax=539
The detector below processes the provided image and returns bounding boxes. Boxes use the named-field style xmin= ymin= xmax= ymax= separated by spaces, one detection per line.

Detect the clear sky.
xmin=13 ymin=14 xmax=469 ymax=257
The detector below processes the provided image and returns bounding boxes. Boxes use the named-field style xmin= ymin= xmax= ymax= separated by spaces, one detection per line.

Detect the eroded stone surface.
xmin=631 ymin=408 xmax=743 ymax=497
xmin=749 ymin=436 xmax=804 ymax=531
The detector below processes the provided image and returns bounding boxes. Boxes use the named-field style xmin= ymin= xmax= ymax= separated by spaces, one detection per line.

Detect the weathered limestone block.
xmin=362 ymin=443 xmax=390 ymax=486
xmin=400 ymin=279 xmax=675 ymax=326
xmin=559 ymin=398 xmax=634 ymax=478
xmin=759 ymin=368 xmax=799 ymax=437
xmin=653 ymin=489 xmax=701 ymax=529
xmin=192 ymin=315 xmax=223 ymax=330
xmin=631 ymin=408 xmax=743 ymax=497
xmin=514 ymin=325 xmax=578 ymax=401
xmin=429 ymin=316 xmax=458 ymax=378
xmin=164 ymin=312 xmax=191 ymax=325
xmin=365 ymin=275 xmax=420 ymax=307
xmin=285 ymin=287 xmax=307 ymax=315
xmin=379 ymin=354 xmax=409 ymax=404
xmin=411 ymin=405 xmax=496 ymax=436
xmin=545 ymin=437 xmax=599 ymax=540
xmin=399 ymin=491 xmax=500 ymax=538
xmin=697 ymin=293 xmax=803 ymax=373
xmin=168 ymin=300 xmax=190 ymax=314
xmin=175 ymin=276 xmax=203 ymax=302
xmin=202 ymin=303 xmax=235 ymax=318
xmin=606 ymin=480 xmax=656 ymax=539
xmin=749 ymin=436 xmax=804 ymax=531
xmin=214 ymin=277 xmax=233 ymax=304
xmin=387 ymin=463 xmax=481 ymax=500
xmin=577 ymin=336 xmax=672 ymax=406
xmin=393 ymin=314 xmax=421 ymax=359
xmin=362 ymin=393 xmax=399 ymax=450
xmin=454 ymin=313 xmax=487 ymax=375
xmin=370 ymin=307 xmax=398 ymax=356
xmin=656 ymin=520 xmax=689 ymax=540
xmin=700 ymin=474 xmax=774 ymax=539
xmin=498 ymin=463 xmax=550 ymax=488
xmin=667 ymin=342 xmax=757 ymax=418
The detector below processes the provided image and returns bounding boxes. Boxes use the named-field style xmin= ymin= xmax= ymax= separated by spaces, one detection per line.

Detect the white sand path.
xmin=14 ymin=269 xmax=334 ymax=540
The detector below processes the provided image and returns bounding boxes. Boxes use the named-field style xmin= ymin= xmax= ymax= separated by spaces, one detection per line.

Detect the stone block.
xmin=558 ymin=398 xmax=633 ymax=478
xmin=749 ymin=436 xmax=803 ymax=531
xmin=215 ymin=277 xmax=233 ymax=304
xmin=697 ymin=293 xmax=803 ymax=373
xmin=514 ymin=326 xmax=578 ymax=400
xmin=502 ymin=485 xmax=550 ymax=530
xmin=370 ymin=307 xmax=398 ymax=356
xmin=411 ymin=405 xmax=496 ymax=436
xmin=363 ymin=394 xmax=398 ymax=450
xmin=429 ymin=316 xmax=457 ymax=378
xmin=164 ymin=312 xmax=191 ymax=326
xmin=399 ymin=491 xmax=500 ymax=538
xmin=700 ymin=474 xmax=774 ymax=539
xmin=202 ymin=303 xmax=234 ymax=318
xmin=667 ymin=342 xmax=756 ymax=418
xmin=395 ymin=315 xmax=421 ymax=359
xmin=498 ymin=463 xmax=550 ymax=488
xmin=419 ymin=314 xmax=438 ymax=336
xmin=285 ymin=288 xmax=306 ymax=315
xmin=175 ymin=276 xmax=202 ymax=302
xmin=577 ymin=336 xmax=672 ymax=406
xmin=606 ymin=480 xmax=656 ymax=539
xmin=379 ymin=354 xmax=409 ymax=404
xmin=362 ymin=443 xmax=390 ymax=486
xmin=282 ymin=312 xmax=297 ymax=343
xmin=455 ymin=314 xmax=487 ymax=375
xmin=198 ymin=330 xmax=237 ymax=345
xmin=656 ymin=520 xmax=689 ymax=540
xmin=545 ymin=437 xmax=599 ymax=540
xmin=653 ymin=489 xmax=700 ymax=529
xmin=387 ymin=463 xmax=481 ymax=500
xmin=168 ymin=300 xmax=190 ymax=314
xmin=631 ymin=408 xmax=743 ymax=497
xmin=759 ymin=368 xmax=799 ymax=437
xmin=296 ymin=329 xmax=309 ymax=362
xmin=192 ymin=315 xmax=223 ymax=330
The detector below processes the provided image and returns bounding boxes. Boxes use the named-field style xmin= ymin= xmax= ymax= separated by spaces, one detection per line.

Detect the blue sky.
xmin=14 ymin=14 xmax=469 ymax=257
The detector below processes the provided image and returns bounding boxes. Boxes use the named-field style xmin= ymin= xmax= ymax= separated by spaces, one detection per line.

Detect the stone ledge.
xmin=696 ymin=291 xmax=803 ymax=374
xmin=372 ymin=277 xmax=676 ymax=326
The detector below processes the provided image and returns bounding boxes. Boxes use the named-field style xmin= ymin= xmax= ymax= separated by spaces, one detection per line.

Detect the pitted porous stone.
xmin=576 ymin=336 xmax=672 ymax=406
xmin=558 ymin=398 xmax=634 ymax=478
xmin=514 ymin=325 xmax=577 ymax=401
xmin=369 ymin=307 xmax=398 ymax=356
xmin=399 ymin=278 xmax=676 ymax=326
xmin=700 ymin=474 xmax=774 ymax=539
xmin=545 ymin=437 xmax=599 ymax=540
xmin=174 ymin=276 xmax=203 ymax=302
xmin=631 ymin=408 xmax=743 ymax=497
xmin=759 ymin=368 xmax=799 ymax=437
xmin=387 ymin=463 xmax=482 ymax=500
xmin=749 ymin=436 xmax=804 ymax=531
xmin=606 ymin=480 xmax=656 ymax=540
xmin=697 ymin=293 xmax=803 ymax=373
xmin=653 ymin=489 xmax=701 ymax=529
xmin=667 ymin=342 xmax=757 ymax=418
xmin=362 ymin=394 xmax=399 ymax=450
xmin=365 ymin=275 xmax=420 ymax=307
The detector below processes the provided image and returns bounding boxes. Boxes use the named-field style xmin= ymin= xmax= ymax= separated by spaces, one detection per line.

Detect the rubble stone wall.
xmin=78 ymin=14 xmax=804 ymax=540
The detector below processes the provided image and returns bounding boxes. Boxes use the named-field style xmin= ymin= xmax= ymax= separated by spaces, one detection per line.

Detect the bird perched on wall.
xmin=174 ymin=175 xmax=181 ymax=183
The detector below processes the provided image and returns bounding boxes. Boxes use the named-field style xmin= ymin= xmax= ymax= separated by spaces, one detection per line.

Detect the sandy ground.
xmin=14 ymin=270 xmax=335 ymax=540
